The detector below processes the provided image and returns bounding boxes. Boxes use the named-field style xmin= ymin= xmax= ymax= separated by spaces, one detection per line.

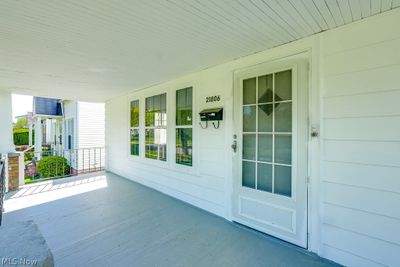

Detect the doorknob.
xmin=311 ymin=126 xmax=319 ymax=138
xmin=231 ymin=140 xmax=237 ymax=152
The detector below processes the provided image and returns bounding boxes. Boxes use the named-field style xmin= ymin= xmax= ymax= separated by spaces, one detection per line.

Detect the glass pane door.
xmin=242 ymin=70 xmax=293 ymax=197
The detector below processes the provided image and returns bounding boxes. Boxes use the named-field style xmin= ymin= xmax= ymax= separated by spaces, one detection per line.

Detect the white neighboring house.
xmin=33 ymin=97 xmax=64 ymax=154
xmin=62 ymin=100 xmax=105 ymax=150
xmin=32 ymin=97 xmax=105 ymax=172
xmin=63 ymin=100 xmax=105 ymax=173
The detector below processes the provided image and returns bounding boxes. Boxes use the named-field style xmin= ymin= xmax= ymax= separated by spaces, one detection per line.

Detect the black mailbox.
xmin=199 ymin=108 xmax=223 ymax=121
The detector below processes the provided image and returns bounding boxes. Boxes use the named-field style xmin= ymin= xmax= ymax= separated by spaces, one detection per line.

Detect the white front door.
xmin=232 ymin=56 xmax=309 ymax=248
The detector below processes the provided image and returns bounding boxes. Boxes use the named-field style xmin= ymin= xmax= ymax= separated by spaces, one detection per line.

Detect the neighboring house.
xmin=32 ymin=97 xmax=105 ymax=171
xmin=62 ymin=100 xmax=105 ymax=151
xmin=14 ymin=113 xmax=32 ymax=129
xmin=33 ymin=97 xmax=64 ymax=153
xmin=63 ymin=100 xmax=105 ymax=173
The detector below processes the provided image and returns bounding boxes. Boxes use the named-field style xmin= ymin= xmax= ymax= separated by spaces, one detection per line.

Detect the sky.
xmin=12 ymin=94 xmax=33 ymax=122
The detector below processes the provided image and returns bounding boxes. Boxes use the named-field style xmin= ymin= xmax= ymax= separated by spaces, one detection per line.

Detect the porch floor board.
xmin=3 ymin=172 xmax=339 ymax=267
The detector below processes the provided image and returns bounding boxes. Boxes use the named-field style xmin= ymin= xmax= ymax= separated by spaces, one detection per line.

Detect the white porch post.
xmin=28 ymin=124 xmax=33 ymax=146
xmin=0 ymin=91 xmax=14 ymax=192
xmin=34 ymin=117 xmax=42 ymax=160
xmin=0 ymin=91 xmax=14 ymax=153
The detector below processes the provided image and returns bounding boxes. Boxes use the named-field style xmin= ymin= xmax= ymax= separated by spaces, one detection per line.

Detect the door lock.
xmin=231 ymin=140 xmax=237 ymax=152
xmin=311 ymin=126 xmax=319 ymax=138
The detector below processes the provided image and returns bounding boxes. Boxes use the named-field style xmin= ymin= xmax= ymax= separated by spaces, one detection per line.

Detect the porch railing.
xmin=24 ymin=147 xmax=105 ymax=183
xmin=0 ymin=154 xmax=5 ymax=226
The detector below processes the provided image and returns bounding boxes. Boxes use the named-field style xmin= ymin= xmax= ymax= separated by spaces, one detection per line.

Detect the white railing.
xmin=0 ymin=154 xmax=5 ymax=226
xmin=24 ymin=147 xmax=105 ymax=183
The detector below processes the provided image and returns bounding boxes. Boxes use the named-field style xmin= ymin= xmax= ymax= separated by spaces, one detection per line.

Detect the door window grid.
xmin=242 ymin=99 xmax=292 ymax=107
xmin=242 ymin=70 xmax=293 ymax=197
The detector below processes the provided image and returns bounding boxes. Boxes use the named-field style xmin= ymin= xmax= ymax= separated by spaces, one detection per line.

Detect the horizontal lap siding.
xmin=324 ymin=65 xmax=400 ymax=97
xmin=78 ymin=102 xmax=105 ymax=148
xmin=322 ymin=161 xmax=400 ymax=194
xmin=105 ymin=85 xmax=230 ymax=218
xmin=321 ymin=9 xmax=400 ymax=267
xmin=322 ymin=182 xmax=400 ymax=220
xmin=324 ymin=140 xmax=400 ymax=167
xmin=104 ymin=35 xmax=320 ymax=231
xmin=324 ymin=117 xmax=400 ymax=141
xmin=78 ymin=102 xmax=105 ymax=171
xmin=324 ymin=90 xmax=400 ymax=118
xmin=105 ymin=8 xmax=400 ymax=266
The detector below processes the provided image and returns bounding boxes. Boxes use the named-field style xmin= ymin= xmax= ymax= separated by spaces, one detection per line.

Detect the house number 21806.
xmin=206 ymin=95 xmax=221 ymax=103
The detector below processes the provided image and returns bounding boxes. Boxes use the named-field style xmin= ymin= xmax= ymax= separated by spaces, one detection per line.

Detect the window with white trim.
xmin=145 ymin=93 xmax=167 ymax=161
xmin=176 ymin=87 xmax=193 ymax=166
xmin=65 ymin=118 xmax=74 ymax=150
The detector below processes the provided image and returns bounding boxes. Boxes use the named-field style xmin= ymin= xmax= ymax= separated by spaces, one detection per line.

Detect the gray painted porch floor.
xmin=3 ymin=172 xmax=339 ymax=267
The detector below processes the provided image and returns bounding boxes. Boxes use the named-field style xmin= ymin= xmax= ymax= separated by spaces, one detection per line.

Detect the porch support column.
xmin=34 ymin=117 xmax=42 ymax=160
xmin=28 ymin=123 xmax=33 ymax=146
xmin=0 ymin=90 xmax=14 ymax=154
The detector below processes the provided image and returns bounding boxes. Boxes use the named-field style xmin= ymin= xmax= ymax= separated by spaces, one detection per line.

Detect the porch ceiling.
xmin=0 ymin=0 xmax=398 ymax=102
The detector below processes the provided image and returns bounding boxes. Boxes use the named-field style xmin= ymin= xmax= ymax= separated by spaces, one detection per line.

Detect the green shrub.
xmin=37 ymin=156 xmax=70 ymax=178
xmin=13 ymin=129 xmax=34 ymax=146
xmin=24 ymin=151 xmax=34 ymax=162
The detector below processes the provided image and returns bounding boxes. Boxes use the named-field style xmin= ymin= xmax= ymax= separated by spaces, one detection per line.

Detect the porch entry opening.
xmin=233 ymin=57 xmax=309 ymax=248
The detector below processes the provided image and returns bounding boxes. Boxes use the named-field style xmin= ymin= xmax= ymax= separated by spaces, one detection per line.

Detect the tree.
xmin=14 ymin=117 xmax=28 ymax=129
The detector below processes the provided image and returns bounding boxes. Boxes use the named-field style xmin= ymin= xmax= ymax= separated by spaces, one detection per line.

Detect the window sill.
xmin=127 ymin=154 xmax=200 ymax=177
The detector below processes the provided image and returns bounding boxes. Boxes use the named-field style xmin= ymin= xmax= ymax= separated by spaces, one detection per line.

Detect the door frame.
xmin=230 ymin=50 xmax=318 ymax=250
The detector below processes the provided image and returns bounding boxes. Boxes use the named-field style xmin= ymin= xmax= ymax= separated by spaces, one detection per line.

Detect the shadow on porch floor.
xmin=3 ymin=172 xmax=340 ymax=267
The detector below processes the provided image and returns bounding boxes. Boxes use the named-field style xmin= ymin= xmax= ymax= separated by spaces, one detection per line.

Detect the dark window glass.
xmin=130 ymin=100 xmax=140 ymax=156
xmin=145 ymin=128 xmax=167 ymax=161
xmin=275 ymin=70 xmax=292 ymax=101
xmin=243 ymin=78 xmax=256 ymax=104
xmin=130 ymin=100 xmax=139 ymax=127
xmin=176 ymin=87 xmax=193 ymax=166
xmin=258 ymin=74 xmax=273 ymax=103
xmin=144 ymin=94 xmax=167 ymax=162
xmin=130 ymin=128 xmax=139 ymax=156
xmin=176 ymin=87 xmax=192 ymax=126
xmin=145 ymin=93 xmax=167 ymax=127
xmin=242 ymin=161 xmax=256 ymax=188
xmin=176 ymin=128 xmax=192 ymax=166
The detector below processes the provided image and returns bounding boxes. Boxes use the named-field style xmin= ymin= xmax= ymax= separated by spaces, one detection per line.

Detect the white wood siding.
xmin=77 ymin=102 xmax=105 ymax=171
xmin=105 ymin=34 xmax=321 ymax=226
xmin=106 ymin=75 xmax=232 ymax=217
xmin=77 ymin=102 xmax=105 ymax=149
xmin=320 ymin=9 xmax=400 ymax=267
xmin=63 ymin=100 xmax=105 ymax=149
xmin=106 ymin=9 xmax=400 ymax=267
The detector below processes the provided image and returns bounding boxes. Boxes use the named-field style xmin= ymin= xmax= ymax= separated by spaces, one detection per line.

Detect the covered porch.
xmin=3 ymin=172 xmax=337 ymax=267
xmin=1 ymin=1 xmax=400 ymax=266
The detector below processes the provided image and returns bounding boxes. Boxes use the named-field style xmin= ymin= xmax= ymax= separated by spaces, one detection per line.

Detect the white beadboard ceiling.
xmin=0 ymin=0 xmax=399 ymax=101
